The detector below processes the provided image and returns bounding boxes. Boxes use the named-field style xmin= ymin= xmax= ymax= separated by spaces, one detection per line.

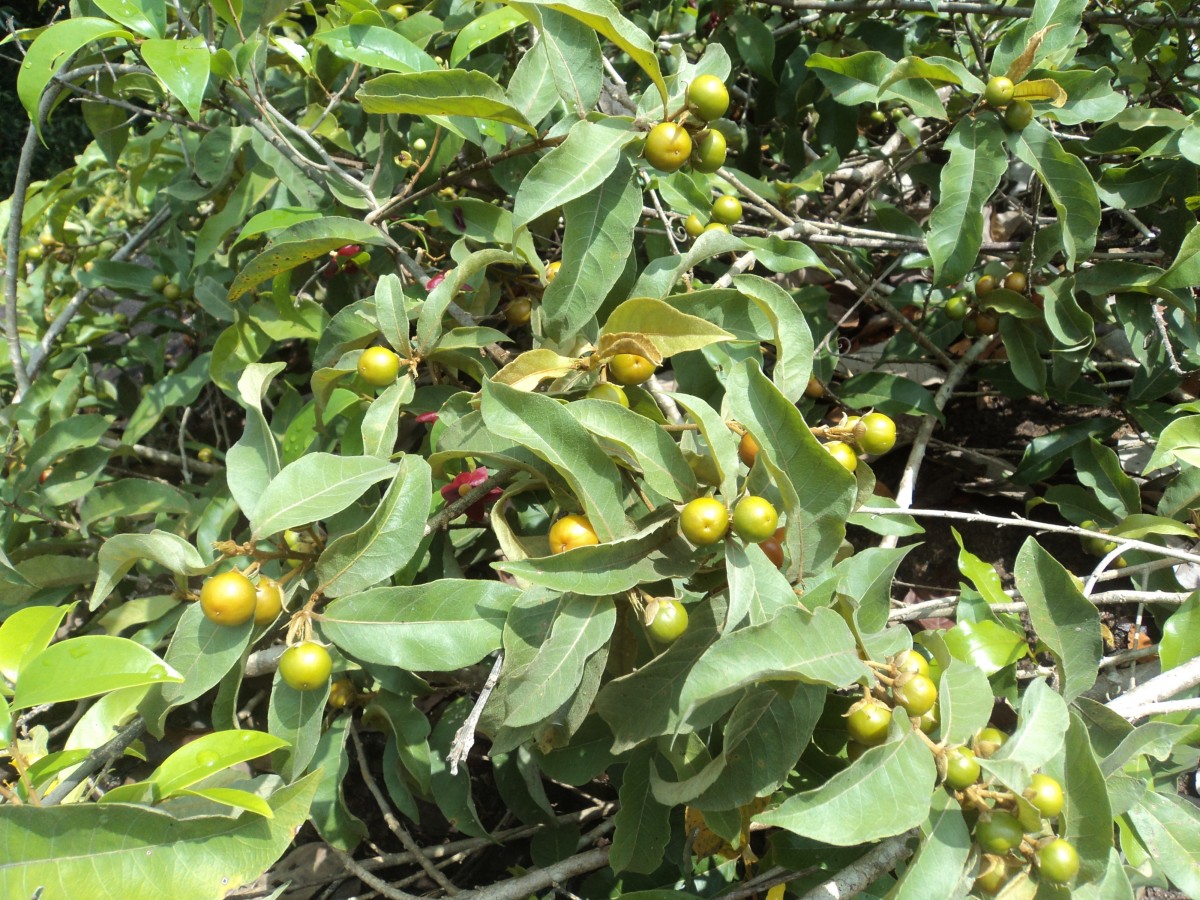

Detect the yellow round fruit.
xmin=200 ymin=570 xmax=258 ymax=626
xmin=680 ymin=497 xmax=730 ymax=545
xmin=254 ymin=579 xmax=285 ymax=626
xmin=608 ymin=353 xmax=655 ymax=386
xmin=644 ymin=122 xmax=693 ymax=173
xmin=358 ymin=346 xmax=401 ymax=387
xmin=549 ymin=514 xmax=600 ymax=553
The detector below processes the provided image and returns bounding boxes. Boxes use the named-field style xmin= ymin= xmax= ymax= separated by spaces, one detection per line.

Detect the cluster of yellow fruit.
xmin=197 ymin=569 xmax=331 ymax=692
xmin=683 ymin=194 xmax=743 ymax=237
xmin=644 ymin=75 xmax=732 ymax=174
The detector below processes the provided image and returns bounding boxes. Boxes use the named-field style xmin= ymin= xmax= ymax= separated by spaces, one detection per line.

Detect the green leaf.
xmin=689 ymin=684 xmax=823 ymax=812
xmin=177 ymin=787 xmax=274 ymax=818
xmin=1046 ymin=712 xmax=1114 ymax=885
xmin=726 ymin=540 xmax=797 ymax=629
xmin=1102 ymin=721 xmax=1195 ymax=777
xmin=417 ymin=248 xmax=514 ymax=352
xmin=90 ymin=531 xmax=207 ymax=611
xmin=480 ymin=380 xmax=631 ymax=542
xmin=497 ymin=521 xmax=697 ymax=595
xmin=514 ymin=118 xmax=633 ymax=226
xmin=601 ymin=297 xmax=734 ymax=360
xmin=927 ymin=117 xmax=1008 ymax=286
xmin=358 ymin=69 xmax=535 ymax=135
xmin=1125 ymin=790 xmax=1200 ymax=897
xmin=504 ymin=595 xmax=615 ymax=727
xmin=227 ymin=363 xmax=285 ymax=521
xmin=0 ymin=774 xmax=319 ymax=899
xmin=594 ymin=597 xmax=727 ymax=752
xmin=251 ymin=453 xmax=396 ymax=540
xmin=140 ymin=37 xmax=210 ymax=120
xmin=990 ymin=679 xmax=1070 ymax=779
xmin=1158 ymin=222 xmax=1200 ymax=290
xmin=535 ymin=9 xmax=602 ymax=115
xmin=541 ymin=162 xmax=642 ymax=342
xmin=428 ymin=696 xmax=488 ymax=837
xmin=309 ymin=713 xmax=368 ymax=848
xmin=678 ymin=606 xmax=872 ymax=717
xmin=314 ymin=25 xmax=439 ymax=73
xmin=836 ymin=371 xmax=943 ymax=421
xmin=888 ymin=789 xmax=970 ymax=900
xmin=836 ymin=546 xmax=913 ymax=633
xmin=992 ymin=0 xmax=1087 ymax=76
xmin=501 ymin=0 xmax=667 ymax=110
xmin=450 ymin=7 xmax=527 ymax=66
xmin=139 ymin=603 xmax=255 ymax=736
xmin=80 ymin=479 xmax=193 ymax=525
xmin=724 ymin=360 xmax=857 ymax=576
xmin=317 ymin=456 xmax=432 ymax=597
xmin=269 ymin=669 xmax=329 ymax=780
xmin=228 ymin=218 xmax=392 ymax=302
xmin=755 ymin=726 xmax=936 ymax=844
xmin=1160 ymin=592 xmax=1200 ymax=672
xmin=149 ymin=730 xmax=287 ymax=798
xmin=738 ymin=236 xmax=828 ymax=275
xmin=320 ymin=581 xmax=520 ymax=671
xmin=1144 ymin=415 xmax=1200 ymax=473
xmin=610 ymin=747 xmax=672 ymax=873
xmin=1010 ymin=121 xmax=1100 ymax=267
xmin=94 ymin=0 xmax=164 ymax=37
xmin=732 ymin=275 xmax=815 ymax=404
xmin=936 ymin=659 xmax=994 ymax=745
xmin=566 ymin=398 xmax=698 ymax=502
xmin=13 ymin=636 xmax=181 ymax=709
xmin=943 ymin=619 xmax=1029 ymax=675
xmin=1014 ymin=539 xmax=1103 ymax=701
xmin=17 ymin=18 xmax=133 ymax=130
xmin=122 ymin=353 xmax=211 ymax=446
xmin=0 ymin=605 xmax=72 ymax=688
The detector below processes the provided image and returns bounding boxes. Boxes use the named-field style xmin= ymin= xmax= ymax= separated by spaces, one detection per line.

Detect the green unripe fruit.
xmin=943 ymin=746 xmax=981 ymax=789
xmin=690 ymin=129 xmax=728 ymax=173
xmin=711 ymin=194 xmax=743 ymax=225
xmin=1005 ymin=99 xmax=1034 ymax=130
xmin=974 ymin=811 xmax=1023 ymax=854
xmin=684 ymin=214 xmax=706 ymax=238
xmin=586 ymin=383 xmax=629 ymax=407
xmin=731 ymin=495 xmax=779 ymax=543
xmin=984 ymin=76 xmax=1016 ymax=106
xmin=1037 ymin=838 xmax=1080 ymax=884
xmin=687 ymin=74 xmax=730 ymax=122
xmin=646 ymin=598 xmax=689 ymax=644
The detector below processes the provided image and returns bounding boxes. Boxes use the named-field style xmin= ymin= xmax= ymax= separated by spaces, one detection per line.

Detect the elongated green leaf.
xmin=541 ymin=161 xmax=642 ymax=342
xmin=251 ymin=453 xmax=396 ymax=539
xmin=141 ymin=37 xmax=210 ymax=120
xmin=725 ymin=360 xmax=856 ymax=576
xmin=992 ymin=0 xmax=1087 ymax=76
xmin=90 ymin=531 xmax=207 ymax=611
xmin=610 ymin=747 xmax=671 ymax=873
xmin=358 ymin=69 xmax=534 ymax=135
xmin=601 ymin=297 xmax=734 ymax=359
xmin=1010 ymin=121 xmax=1100 ymax=267
xmin=936 ymin=659 xmax=993 ymax=745
xmin=1013 ymin=539 xmax=1102 ymax=701
xmin=0 ymin=606 xmax=72 ymax=687
xmin=732 ymin=275 xmax=815 ymax=404
xmin=150 ymin=730 xmax=287 ymax=798
xmin=1102 ymin=721 xmax=1194 ymax=777
xmin=417 ymin=249 xmax=515 ymax=352
xmin=309 ymin=712 xmax=368 ymax=847
xmin=228 ymin=218 xmax=392 ymax=302
xmin=943 ymin=619 xmax=1029 ymax=675
xmin=122 ymin=353 xmax=212 ymax=446
xmin=227 ymin=362 xmax=285 ymax=523
xmin=679 ymin=606 xmax=871 ymax=717
xmin=480 ymin=380 xmax=630 ymax=541
xmin=536 ymin=8 xmax=602 ymax=115
xmin=726 ymin=540 xmax=797 ymax=630
xmin=320 ymin=581 xmax=520 ymax=671
xmin=513 ymin=118 xmax=632 ymax=227
xmin=139 ymin=602 xmax=254 ymax=736
xmin=1126 ymin=791 xmax=1200 ymax=898
xmin=269 ymin=668 xmax=330 ymax=780
xmin=17 ymin=18 xmax=133 ymax=129
xmin=451 ymin=7 xmax=529 ymax=66
xmin=94 ymin=0 xmax=164 ymax=37
xmin=0 ymin=774 xmax=319 ymax=899
xmin=317 ymin=456 xmax=432 ymax=597
xmin=505 ymin=595 xmax=615 ymax=727
xmin=594 ymin=596 xmax=726 ymax=752
xmin=429 ymin=696 xmax=488 ymax=837
xmin=991 ymin=679 xmax=1069 ymax=778
xmin=888 ymin=789 xmax=970 ymax=900
xmin=1047 ymin=712 xmax=1114 ymax=884
xmin=497 ymin=521 xmax=697 ymax=594
xmin=13 ymin=637 xmax=181 ymax=709
xmin=755 ymin=727 xmax=936 ymax=844
xmin=502 ymin=0 xmax=666 ymax=110
xmin=927 ymin=117 xmax=1008 ymax=286
xmin=314 ymin=25 xmax=438 ymax=73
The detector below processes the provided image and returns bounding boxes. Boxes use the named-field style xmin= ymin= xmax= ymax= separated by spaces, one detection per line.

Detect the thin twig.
xmin=448 ymin=652 xmax=504 ymax=776
xmin=42 ymin=716 xmax=146 ymax=805
xmin=350 ymin=723 xmax=460 ymax=894
xmin=861 ymin=506 xmax=1200 ymax=567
